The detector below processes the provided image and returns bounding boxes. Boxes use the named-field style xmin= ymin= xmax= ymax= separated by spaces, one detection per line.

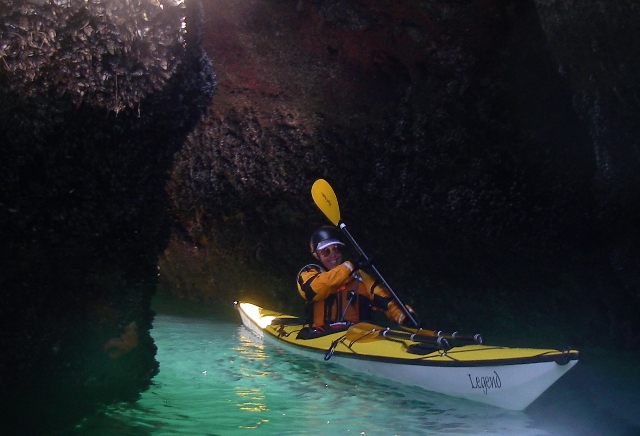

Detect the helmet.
xmin=309 ymin=226 xmax=345 ymax=253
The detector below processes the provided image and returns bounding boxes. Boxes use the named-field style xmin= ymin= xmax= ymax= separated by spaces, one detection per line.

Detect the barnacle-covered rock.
xmin=0 ymin=0 xmax=186 ymax=112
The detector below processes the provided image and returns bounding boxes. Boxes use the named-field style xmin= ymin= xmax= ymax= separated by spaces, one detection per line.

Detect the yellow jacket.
xmin=296 ymin=262 xmax=407 ymax=328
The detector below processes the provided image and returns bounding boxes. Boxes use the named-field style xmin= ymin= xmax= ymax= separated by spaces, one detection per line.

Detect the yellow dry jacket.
xmin=296 ymin=262 xmax=405 ymax=328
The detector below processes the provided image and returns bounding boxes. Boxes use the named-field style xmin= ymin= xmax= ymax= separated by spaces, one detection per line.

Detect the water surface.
xmin=70 ymin=299 xmax=639 ymax=435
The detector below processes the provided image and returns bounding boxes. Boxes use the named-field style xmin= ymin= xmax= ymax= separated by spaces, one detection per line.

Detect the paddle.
xmin=346 ymin=322 xmax=451 ymax=350
xmin=311 ymin=179 xmax=419 ymax=327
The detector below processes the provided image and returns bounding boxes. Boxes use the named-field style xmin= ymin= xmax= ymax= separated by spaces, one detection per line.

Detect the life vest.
xmin=297 ymin=264 xmax=372 ymax=328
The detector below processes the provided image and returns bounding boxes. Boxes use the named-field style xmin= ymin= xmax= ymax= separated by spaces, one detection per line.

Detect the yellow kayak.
xmin=235 ymin=301 xmax=579 ymax=410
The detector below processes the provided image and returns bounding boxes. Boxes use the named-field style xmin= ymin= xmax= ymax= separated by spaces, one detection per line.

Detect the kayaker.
xmin=296 ymin=226 xmax=417 ymax=336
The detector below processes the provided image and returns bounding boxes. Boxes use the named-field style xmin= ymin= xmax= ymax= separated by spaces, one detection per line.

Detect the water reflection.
xmin=235 ymin=387 xmax=267 ymax=412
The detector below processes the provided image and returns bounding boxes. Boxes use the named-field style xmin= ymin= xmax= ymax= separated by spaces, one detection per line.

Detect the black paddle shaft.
xmin=338 ymin=222 xmax=419 ymax=327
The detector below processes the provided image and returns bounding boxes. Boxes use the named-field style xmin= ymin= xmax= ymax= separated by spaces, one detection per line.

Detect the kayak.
xmin=234 ymin=301 xmax=579 ymax=410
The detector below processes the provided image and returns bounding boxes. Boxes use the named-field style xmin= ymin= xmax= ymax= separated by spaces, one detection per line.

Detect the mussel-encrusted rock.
xmin=1 ymin=0 xmax=186 ymax=112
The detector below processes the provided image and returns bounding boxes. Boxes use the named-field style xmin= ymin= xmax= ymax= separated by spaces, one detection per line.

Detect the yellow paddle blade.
xmin=311 ymin=179 xmax=341 ymax=226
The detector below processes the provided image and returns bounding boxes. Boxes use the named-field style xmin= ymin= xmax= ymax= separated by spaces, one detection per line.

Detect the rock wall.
xmin=163 ymin=0 xmax=639 ymax=348
xmin=534 ymin=0 xmax=640 ymax=348
xmin=0 ymin=0 xmax=215 ymax=432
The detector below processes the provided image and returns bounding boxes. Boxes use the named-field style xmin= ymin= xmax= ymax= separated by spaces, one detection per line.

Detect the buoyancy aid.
xmin=296 ymin=263 xmax=401 ymax=328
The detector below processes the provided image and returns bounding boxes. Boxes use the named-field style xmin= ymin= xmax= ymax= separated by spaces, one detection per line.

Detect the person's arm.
xmin=297 ymin=263 xmax=354 ymax=302
xmin=361 ymin=272 xmax=417 ymax=325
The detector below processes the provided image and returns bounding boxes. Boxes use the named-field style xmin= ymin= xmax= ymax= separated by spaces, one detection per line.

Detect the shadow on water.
xmin=526 ymin=348 xmax=640 ymax=436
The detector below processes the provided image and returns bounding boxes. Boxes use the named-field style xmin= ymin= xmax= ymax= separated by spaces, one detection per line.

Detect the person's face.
xmin=317 ymin=244 xmax=343 ymax=270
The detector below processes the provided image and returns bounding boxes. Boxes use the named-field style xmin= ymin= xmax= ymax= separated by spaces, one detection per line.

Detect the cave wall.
xmin=0 ymin=0 xmax=215 ymax=432
xmin=533 ymin=0 xmax=640 ymax=345
xmin=162 ymin=0 xmax=639 ymax=348
xmin=2 ymin=0 xmax=637 ymax=430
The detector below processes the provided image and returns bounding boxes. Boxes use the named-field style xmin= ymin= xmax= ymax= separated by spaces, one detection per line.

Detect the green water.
xmin=67 ymin=298 xmax=639 ymax=435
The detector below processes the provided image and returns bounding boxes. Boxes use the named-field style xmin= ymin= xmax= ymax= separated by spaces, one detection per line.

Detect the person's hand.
xmin=396 ymin=305 xmax=419 ymax=327
xmin=351 ymin=256 xmax=373 ymax=271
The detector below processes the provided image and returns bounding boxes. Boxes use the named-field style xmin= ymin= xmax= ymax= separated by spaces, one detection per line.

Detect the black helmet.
xmin=309 ymin=226 xmax=345 ymax=253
